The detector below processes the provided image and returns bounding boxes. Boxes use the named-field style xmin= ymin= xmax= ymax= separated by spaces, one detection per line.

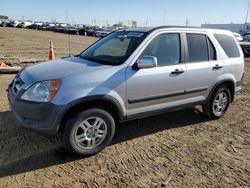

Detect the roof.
xmin=122 ymin=26 xmax=233 ymax=35
xmin=124 ymin=26 xmax=201 ymax=33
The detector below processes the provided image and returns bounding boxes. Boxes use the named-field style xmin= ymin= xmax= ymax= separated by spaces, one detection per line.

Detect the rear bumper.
xmin=7 ymin=86 xmax=66 ymax=136
xmin=235 ymin=72 xmax=245 ymax=92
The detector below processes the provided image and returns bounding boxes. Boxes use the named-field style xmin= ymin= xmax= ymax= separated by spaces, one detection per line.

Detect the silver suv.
xmin=8 ymin=26 xmax=245 ymax=156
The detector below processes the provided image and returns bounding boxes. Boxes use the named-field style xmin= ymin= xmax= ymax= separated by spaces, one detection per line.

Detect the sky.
xmin=0 ymin=0 xmax=249 ymax=26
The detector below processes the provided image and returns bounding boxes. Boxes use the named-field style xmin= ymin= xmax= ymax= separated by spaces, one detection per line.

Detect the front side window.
xmin=80 ymin=31 xmax=146 ymax=65
xmin=140 ymin=33 xmax=181 ymax=66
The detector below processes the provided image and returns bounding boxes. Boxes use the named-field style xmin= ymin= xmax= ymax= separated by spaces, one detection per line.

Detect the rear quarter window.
xmin=214 ymin=34 xmax=240 ymax=58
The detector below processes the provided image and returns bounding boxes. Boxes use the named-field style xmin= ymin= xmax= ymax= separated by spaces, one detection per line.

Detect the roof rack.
xmin=147 ymin=25 xmax=201 ymax=33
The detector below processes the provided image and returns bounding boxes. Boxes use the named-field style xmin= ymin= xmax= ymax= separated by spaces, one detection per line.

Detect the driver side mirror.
xmin=133 ymin=55 xmax=158 ymax=70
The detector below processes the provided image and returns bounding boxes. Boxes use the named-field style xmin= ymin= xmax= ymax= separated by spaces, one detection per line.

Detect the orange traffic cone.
xmin=0 ymin=61 xmax=8 ymax=67
xmin=49 ymin=41 xmax=55 ymax=60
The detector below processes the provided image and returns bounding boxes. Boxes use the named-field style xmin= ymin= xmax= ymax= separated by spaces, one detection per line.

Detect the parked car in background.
xmin=233 ymin=32 xmax=243 ymax=42
xmin=14 ymin=20 xmax=22 ymax=27
xmin=5 ymin=20 xmax=14 ymax=27
xmin=65 ymin=26 xmax=79 ymax=35
xmin=81 ymin=26 xmax=101 ymax=36
xmin=94 ymin=29 xmax=113 ymax=37
xmin=36 ymin=22 xmax=48 ymax=30
xmin=85 ymin=27 xmax=96 ymax=36
xmin=78 ymin=27 xmax=88 ymax=36
xmin=26 ymin=24 xmax=36 ymax=29
xmin=239 ymin=37 xmax=250 ymax=57
xmin=16 ymin=22 xmax=25 ymax=28
xmin=16 ymin=21 xmax=33 ymax=28
xmin=53 ymin=23 xmax=68 ymax=33
xmin=23 ymin=21 xmax=32 ymax=27
xmin=32 ymin=22 xmax=43 ymax=29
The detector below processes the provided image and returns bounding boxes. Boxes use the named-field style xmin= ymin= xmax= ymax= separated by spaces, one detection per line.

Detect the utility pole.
xmin=65 ymin=11 xmax=68 ymax=24
xmin=244 ymin=3 xmax=250 ymax=31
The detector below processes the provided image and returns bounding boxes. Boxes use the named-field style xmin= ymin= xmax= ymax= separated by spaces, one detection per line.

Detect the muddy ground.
xmin=0 ymin=28 xmax=249 ymax=187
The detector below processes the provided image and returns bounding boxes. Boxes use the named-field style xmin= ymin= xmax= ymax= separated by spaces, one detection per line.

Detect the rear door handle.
xmin=213 ymin=64 xmax=223 ymax=70
xmin=171 ymin=69 xmax=185 ymax=75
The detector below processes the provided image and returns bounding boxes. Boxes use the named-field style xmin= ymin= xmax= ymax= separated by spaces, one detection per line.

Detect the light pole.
xmin=244 ymin=3 xmax=250 ymax=31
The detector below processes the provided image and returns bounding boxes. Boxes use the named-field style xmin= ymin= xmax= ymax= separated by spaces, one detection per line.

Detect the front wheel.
xmin=63 ymin=109 xmax=115 ymax=156
xmin=202 ymin=87 xmax=231 ymax=119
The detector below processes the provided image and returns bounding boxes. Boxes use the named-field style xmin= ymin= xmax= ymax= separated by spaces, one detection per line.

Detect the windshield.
xmin=79 ymin=31 xmax=146 ymax=65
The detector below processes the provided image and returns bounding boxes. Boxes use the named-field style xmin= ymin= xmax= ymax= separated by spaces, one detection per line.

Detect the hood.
xmin=20 ymin=56 xmax=115 ymax=83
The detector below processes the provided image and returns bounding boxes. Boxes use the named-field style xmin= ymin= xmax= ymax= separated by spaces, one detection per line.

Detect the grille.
xmin=12 ymin=75 xmax=25 ymax=94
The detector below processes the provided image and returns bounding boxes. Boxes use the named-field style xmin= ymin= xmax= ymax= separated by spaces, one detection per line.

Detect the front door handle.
xmin=213 ymin=64 xmax=223 ymax=70
xmin=171 ymin=69 xmax=184 ymax=75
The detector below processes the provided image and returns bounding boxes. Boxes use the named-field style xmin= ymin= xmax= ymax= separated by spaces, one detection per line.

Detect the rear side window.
xmin=208 ymin=38 xmax=216 ymax=60
xmin=186 ymin=34 xmax=216 ymax=62
xmin=214 ymin=34 xmax=240 ymax=58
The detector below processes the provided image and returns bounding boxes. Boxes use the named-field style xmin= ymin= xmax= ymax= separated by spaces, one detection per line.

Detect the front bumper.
xmin=7 ymin=86 xmax=66 ymax=136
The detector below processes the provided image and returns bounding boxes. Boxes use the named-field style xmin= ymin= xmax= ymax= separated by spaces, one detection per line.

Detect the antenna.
xmin=65 ymin=11 xmax=71 ymax=56
xmin=245 ymin=3 xmax=250 ymax=24
xmin=68 ymin=33 xmax=71 ymax=56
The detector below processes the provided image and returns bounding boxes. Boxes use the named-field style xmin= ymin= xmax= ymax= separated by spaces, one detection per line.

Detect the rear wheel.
xmin=202 ymin=86 xmax=231 ymax=119
xmin=63 ymin=108 xmax=115 ymax=156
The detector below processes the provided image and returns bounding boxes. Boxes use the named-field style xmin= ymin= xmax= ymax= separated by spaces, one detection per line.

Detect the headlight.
xmin=21 ymin=80 xmax=61 ymax=102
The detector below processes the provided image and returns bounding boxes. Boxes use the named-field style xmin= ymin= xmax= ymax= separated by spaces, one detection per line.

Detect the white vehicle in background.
xmin=233 ymin=32 xmax=243 ymax=42
xmin=34 ymin=22 xmax=43 ymax=27
xmin=23 ymin=21 xmax=32 ymax=27
xmin=14 ymin=20 xmax=22 ymax=27
xmin=16 ymin=21 xmax=33 ymax=28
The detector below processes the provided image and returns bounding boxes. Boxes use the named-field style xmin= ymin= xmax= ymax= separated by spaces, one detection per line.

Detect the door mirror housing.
xmin=134 ymin=55 xmax=158 ymax=69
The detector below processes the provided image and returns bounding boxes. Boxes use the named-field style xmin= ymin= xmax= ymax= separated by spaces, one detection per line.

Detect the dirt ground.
xmin=0 ymin=27 xmax=97 ymax=67
xmin=0 ymin=28 xmax=249 ymax=188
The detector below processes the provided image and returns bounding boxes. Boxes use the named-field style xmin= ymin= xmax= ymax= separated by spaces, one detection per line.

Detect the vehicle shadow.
xmin=0 ymin=107 xmax=210 ymax=178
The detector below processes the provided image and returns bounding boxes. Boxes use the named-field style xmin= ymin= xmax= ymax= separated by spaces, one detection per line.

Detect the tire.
xmin=202 ymin=86 xmax=231 ymax=119
xmin=63 ymin=108 xmax=115 ymax=156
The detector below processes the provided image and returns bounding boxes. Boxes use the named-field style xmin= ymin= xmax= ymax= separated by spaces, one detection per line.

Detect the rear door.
xmin=184 ymin=32 xmax=224 ymax=101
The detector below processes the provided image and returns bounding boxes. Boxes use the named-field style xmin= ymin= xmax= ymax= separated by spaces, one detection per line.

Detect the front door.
xmin=126 ymin=33 xmax=187 ymax=116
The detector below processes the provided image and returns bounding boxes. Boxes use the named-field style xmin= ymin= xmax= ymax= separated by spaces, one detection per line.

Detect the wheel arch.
xmin=208 ymin=79 xmax=235 ymax=103
xmin=58 ymin=95 xmax=125 ymax=133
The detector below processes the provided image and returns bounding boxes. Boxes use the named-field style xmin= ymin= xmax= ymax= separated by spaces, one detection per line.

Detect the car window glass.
xmin=208 ymin=38 xmax=216 ymax=60
xmin=94 ymin=38 xmax=131 ymax=57
xmin=186 ymin=34 xmax=209 ymax=62
xmin=214 ymin=34 xmax=240 ymax=58
xmin=140 ymin=33 xmax=181 ymax=66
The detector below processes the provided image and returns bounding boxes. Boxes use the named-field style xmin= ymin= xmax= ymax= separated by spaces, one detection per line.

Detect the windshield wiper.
xmin=80 ymin=55 xmax=111 ymax=64
xmin=79 ymin=55 xmax=98 ymax=62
